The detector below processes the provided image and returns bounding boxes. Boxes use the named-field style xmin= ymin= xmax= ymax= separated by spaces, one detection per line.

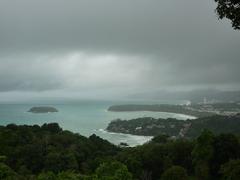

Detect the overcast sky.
xmin=0 ymin=0 xmax=239 ymax=101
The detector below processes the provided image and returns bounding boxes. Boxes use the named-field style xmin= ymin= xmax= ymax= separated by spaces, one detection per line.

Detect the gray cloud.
xmin=0 ymin=0 xmax=239 ymax=99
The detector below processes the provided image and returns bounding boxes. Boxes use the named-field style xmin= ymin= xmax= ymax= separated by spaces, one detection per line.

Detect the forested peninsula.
xmin=106 ymin=115 xmax=240 ymax=138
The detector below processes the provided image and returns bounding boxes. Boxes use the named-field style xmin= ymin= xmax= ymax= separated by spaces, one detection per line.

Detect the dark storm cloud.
xmin=0 ymin=0 xmax=239 ymax=95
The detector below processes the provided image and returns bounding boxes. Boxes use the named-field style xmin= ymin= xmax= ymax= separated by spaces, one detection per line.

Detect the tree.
xmin=140 ymin=144 xmax=172 ymax=180
xmin=210 ymin=134 xmax=240 ymax=178
xmin=37 ymin=171 xmax=57 ymax=180
xmin=0 ymin=156 xmax=6 ymax=163
xmin=161 ymin=166 xmax=188 ymax=180
xmin=191 ymin=130 xmax=215 ymax=179
xmin=151 ymin=134 xmax=169 ymax=144
xmin=167 ymin=139 xmax=194 ymax=173
xmin=44 ymin=152 xmax=63 ymax=173
xmin=214 ymin=0 xmax=240 ymax=29
xmin=57 ymin=171 xmax=81 ymax=180
xmin=220 ymin=159 xmax=240 ymax=180
xmin=0 ymin=163 xmax=18 ymax=179
xmin=95 ymin=161 xmax=132 ymax=180
xmin=41 ymin=123 xmax=62 ymax=134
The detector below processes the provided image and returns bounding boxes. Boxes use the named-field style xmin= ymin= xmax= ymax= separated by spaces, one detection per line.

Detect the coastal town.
xmin=184 ymin=98 xmax=240 ymax=116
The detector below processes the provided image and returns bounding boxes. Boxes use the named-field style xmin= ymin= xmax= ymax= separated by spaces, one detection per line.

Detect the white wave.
xmin=96 ymin=128 xmax=153 ymax=147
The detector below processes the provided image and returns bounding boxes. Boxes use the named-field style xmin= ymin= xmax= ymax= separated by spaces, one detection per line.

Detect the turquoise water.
xmin=0 ymin=101 xmax=195 ymax=146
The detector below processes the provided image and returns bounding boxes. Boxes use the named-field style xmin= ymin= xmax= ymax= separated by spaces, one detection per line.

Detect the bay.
xmin=0 ymin=100 xmax=195 ymax=146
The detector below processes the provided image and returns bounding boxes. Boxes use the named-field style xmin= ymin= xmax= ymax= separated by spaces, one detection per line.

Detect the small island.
xmin=28 ymin=106 xmax=58 ymax=113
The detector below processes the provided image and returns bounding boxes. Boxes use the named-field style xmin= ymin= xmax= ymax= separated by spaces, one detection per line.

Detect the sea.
xmin=0 ymin=100 xmax=196 ymax=146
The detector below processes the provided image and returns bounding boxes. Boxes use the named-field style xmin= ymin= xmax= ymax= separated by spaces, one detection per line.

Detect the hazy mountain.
xmin=128 ymin=89 xmax=240 ymax=103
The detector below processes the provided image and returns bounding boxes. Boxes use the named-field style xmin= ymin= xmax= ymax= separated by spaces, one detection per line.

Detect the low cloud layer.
xmin=0 ymin=0 xmax=239 ymax=100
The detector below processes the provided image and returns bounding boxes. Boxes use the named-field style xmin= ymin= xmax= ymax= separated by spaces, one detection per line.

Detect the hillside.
xmin=0 ymin=123 xmax=240 ymax=179
xmin=106 ymin=115 xmax=240 ymax=138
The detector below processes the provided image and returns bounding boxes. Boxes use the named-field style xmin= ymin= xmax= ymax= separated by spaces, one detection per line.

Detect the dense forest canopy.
xmin=0 ymin=123 xmax=239 ymax=179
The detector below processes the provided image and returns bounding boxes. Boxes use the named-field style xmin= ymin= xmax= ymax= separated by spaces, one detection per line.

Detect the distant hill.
xmin=128 ymin=89 xmax=240 ymax=103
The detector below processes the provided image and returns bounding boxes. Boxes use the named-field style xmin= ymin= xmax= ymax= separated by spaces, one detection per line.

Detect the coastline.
xmin=106 ymin=109 xmax=197 ymax=120
xmin=107 ymin=104 xmax=215 ymax=118
xmin=102 ymin=109 xmax=196 ymax=145
xmin=96 ymin=128 xmax=153 ymax=147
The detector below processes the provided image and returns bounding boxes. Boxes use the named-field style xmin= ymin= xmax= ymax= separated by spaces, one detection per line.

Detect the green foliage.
xmin=211 ymin=133 xmax=240 ymax=178
xmin=0 ymin=123 xmax=119 ymax=175
xmin=140 ymin=144 xmax=172 ymax=179
xmin=41 ymin=123 xmax=62 ymax=134
xmin=192 ymin=130 xmax=215 ymax=179
xmin=116 ymin=148 xmax=143 ymax=179
xmin=57 ymin=171 xmax=82 ymax=180
xmin=37 ymin=171 xmax=92 ymax=180
xmin=108 ymin=115 xmax=240 ymax=138
xmin=107 ymin=117 xmax=188 ymax=136
xmin=192 ymin=130 xmax=215 ymax=162
xmin=166 ymin=139 xmax=194 ymax=173
xmin=152 ymin=134 xmax=169 ymax=144
xmin=95 ymin=161 xmax=132 ymax=180
xmin=220 ymin=159 xmax=240 ymax=180
xmin=161 ymin=166 xmax=188 ymax=180
xmin=186 ymin=115 xmax=240 ymax=138
xmin=0 ymin=123 xmax=240 ymax=180
xmin=0 ymin=156 xmax=7 ymax=163
xmin=37 ymin=171 xmax=57 ymax=180
xmin=0 ymin=163 xmax=18 ymax=180
xmin=215 ymin=0 xmax=240 ymax=30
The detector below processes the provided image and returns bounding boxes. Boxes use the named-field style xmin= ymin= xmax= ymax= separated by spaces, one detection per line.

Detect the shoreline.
xmin=107 ymin=104 xmax=216 ymax=118
xmin=96 ymin=128 xmax=153 ymax=147
xmin=106 ymin=109 xmax=197 ymax=120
